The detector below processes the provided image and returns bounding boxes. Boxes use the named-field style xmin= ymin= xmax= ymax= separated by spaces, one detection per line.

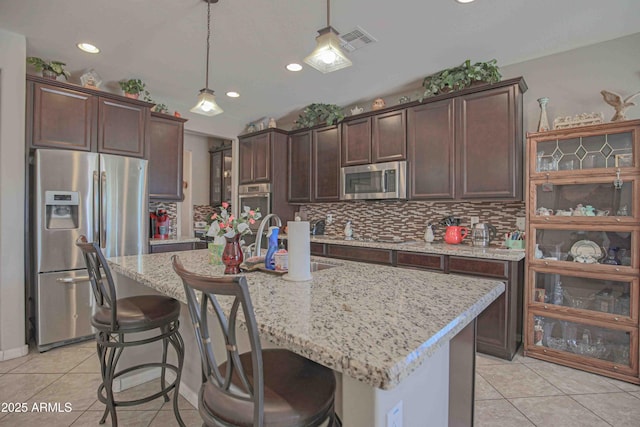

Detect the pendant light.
xmin=304 ymin=0 xmax=352 ymax=73
xmin=191 ymin=0 xmax=223 ymax=116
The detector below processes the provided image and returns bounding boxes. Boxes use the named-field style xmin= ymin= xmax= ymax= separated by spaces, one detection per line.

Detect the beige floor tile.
xmin=0 ymin=410 xmax=81 ymax=426
xmin=0 ymin=354 xmax=33 ymax=373
xmin=571 ymin=392 xmax=640 ymax=426
xmin=527 ymin=361 xmax=622 ymax=394
xmin=159 ymin=390 xmax=197 ymax=411
xmin=88 ymin=379 xmax=167 ymax=412
xmin=11 ymin=347 xmax=95 ymax=374
xmin=629 ymin=391 xmax=640 ymax=400
xmin=510 ymin=395 xmax=609 ymax=427
xmin=474 ymin=399 xmax=535 ymax=427
xmin=71 ymin=409 xmax=157 ymax=427
xmin=69 ymin=354 xmax=101 ymax=374
xmin=149 ymin=410 xmax=202 ymax=427
xmin=28 ymin=373 xmax=102 ymax=412
xmin=475 ymin=373 xmax=502 ymax=400
xmin=603 ymin=376 xmax=640 ymax=392
xmin=0 ymin=373 xmax=62 ymax=402
xmin=476 ymin=353 xmax=516 ymax=367
xmin=477 ymin=363 xmax=563 ymax=399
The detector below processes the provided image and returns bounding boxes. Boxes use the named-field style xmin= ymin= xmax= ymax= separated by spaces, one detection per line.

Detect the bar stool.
xmin=171 ymin=255 xmax=341 ymax=427
xmin=76 ymin=236 xmax=185 ymax=427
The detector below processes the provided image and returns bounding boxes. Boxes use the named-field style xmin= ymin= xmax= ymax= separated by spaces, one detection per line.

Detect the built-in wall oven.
xmin=238 ymin=183 xmax=271 ymax=230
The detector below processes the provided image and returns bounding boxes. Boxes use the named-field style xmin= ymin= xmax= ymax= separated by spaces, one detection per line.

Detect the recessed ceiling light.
xmin=77 ymin=42 xmax=100 ymax=54
xmin=286 ymin=63 xmax=303 ymax=72
xmin=455 ymin=0 xmax=475 ymax=3
xmin=226 ymin=91 xmax=240 ymax=98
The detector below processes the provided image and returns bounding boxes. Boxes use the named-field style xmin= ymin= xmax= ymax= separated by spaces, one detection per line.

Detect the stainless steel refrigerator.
xmin=33 ymin=149 xmax=148 ymax=351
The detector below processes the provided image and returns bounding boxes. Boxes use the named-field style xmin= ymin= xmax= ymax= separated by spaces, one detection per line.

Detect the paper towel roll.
xmin=283 ymin=221 xmax=312 ymax=282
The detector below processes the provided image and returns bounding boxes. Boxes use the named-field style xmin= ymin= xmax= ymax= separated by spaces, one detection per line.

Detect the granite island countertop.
xmin=107 ymin=249 xmax=504 ymax=390
xmin=149 ymin=236 xmax=202 ymax=245
xmin=310 ymin=236 xmax=526 ymax=261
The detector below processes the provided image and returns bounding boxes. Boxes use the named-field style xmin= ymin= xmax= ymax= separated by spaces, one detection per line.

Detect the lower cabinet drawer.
xmin=449 ymin=256 xmax=508 ymax=279
xmin=326 ymin=244 xmax=393 ymax=265
xmin=310 ymin=242 xmax=325 ymax=256
xmin=396 ymin=251 xmax=445 ymax=271
xmin=149 ymin=242 xmax=194 ymax=253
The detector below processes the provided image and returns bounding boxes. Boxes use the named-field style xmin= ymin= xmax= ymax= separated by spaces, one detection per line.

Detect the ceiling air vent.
xmin=339 ymin=26 xmax=377 ymax=52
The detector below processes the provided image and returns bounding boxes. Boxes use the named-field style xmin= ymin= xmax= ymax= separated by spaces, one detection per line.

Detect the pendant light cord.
xmin=205 ymin=0 xmax=211 ymax=90
xmin=326 ymin=0 xmax=330 ymax=27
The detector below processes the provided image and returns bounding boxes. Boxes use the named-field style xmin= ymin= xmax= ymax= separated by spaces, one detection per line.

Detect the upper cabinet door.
xmin=288 ymin=131 xmax=312 ymax=203
xmin=313 ymin=125 xmax=341 ymax=201
xmin=238 ymin=137 xmax=254 ymax=184
xmin=456 ymin=85 xmax=522 ymax=200
xmin=148 ymin=114 xmax=185 ymax=201
xmin=372 ymin=109 xmax=406 ymax=163
xmin=408 ymin=99 xmax=456 ymax=200
xmin=238 ymin=133 xmax=271 ymax=184
xmin=341 ymin=117 xmax=371 ymax=166
xmin=31 ymin=83 xmax=97 ymax=151
xmin=98 ymin=98 xmax=147 ymax=158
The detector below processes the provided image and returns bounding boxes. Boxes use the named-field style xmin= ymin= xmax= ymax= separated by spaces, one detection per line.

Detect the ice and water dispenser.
xmin=45 ymin=191 xmax=79 ymax=229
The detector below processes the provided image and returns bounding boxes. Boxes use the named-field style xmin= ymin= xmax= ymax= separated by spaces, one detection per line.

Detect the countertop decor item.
xmin=26 ymin=56 xmax=71 ymax=80
xmin=344 ymin=220 xmax=353 ymax=240
xmin=424 ymin=223 xmax=435 ymax=243
xmin=350 ymin=105 xmax=363 ymax=115
xmin=206 ymin=202 xmax=261 ymax=238
xmin=372 ymin=97 xmax=386 ymax=110
xmin=600 ymin=90 xmax=640 ymax=122
xmin=283 ymin=220 xmax=312 ymax=282
xmin=222 ymin=233 xmax=243 ymax=274
xmin=420 ymin=59 xmax=501 ymax=100
xmin=268 ymin=117 xmax=277 ymax=128
xmin=303 ymin=0 xmax=352 ymax=73
xmin=190 ymin=0 xmax=224 ymax=117
xmin=293 ymin=103 xmax=344 ymax=129
xmin=537 ymin=97 xmax=550 ymax=132
xmin=80 ymin=68 xmax=102 ymax=89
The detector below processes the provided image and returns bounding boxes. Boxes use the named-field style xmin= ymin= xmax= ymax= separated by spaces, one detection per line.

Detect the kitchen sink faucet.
xmin=253 ymin=214 xmax=282 ymax=258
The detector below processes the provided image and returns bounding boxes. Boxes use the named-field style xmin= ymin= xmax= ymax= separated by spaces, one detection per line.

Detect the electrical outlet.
xmin=470 ymin=216 xmax=479 ymax=227
xmin=387 ymin=401 xmax=403 ymax=427
xmin=516 ymin=217 xmax=526 ymax=230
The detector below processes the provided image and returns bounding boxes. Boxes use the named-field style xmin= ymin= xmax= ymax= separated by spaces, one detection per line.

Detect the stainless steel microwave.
xmin=340 ymin=160 xmax=407 ymax=200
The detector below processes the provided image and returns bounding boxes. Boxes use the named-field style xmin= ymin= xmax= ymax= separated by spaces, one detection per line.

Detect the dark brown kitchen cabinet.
xmin=396 ymin=251 xmax=445 ymax=271
xmin=27 ymin=75 xmax=152 ymax=158
xmin=341 ymin=110 xmax=406 ymax=166
xmin=239 ymin=132 xmax=272 ymax=184
xmin=326 ymin=245 xmax=393 ymax=265
xmin=148 ymin=112 xmax=187 ymax=201
xmin=97 ymin=98 xmax=147 ymax=158
xmin=313 ymin=125 xmax=341 ymax=201
xmin=408 ymin=78 xmax=526 ymax=201
xmin=149 ymin=242 xmax=197 ymax=253
xmin=372 ymin=109 xmax=406 ymax=163
xmin=288 ymin=131 xmax=312 ymax=202
xmin=209 ymin=148 xmax=232 ymax=206
xmin=456 ymin=82 xmax=524 ymax=200
xmin=408 ymin=99 xmax=456 ymax=200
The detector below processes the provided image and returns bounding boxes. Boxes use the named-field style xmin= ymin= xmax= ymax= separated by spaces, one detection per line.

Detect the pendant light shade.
xmin=191 ymin=0 xmax=223 ymax=117
xmin=191 ymin=88 xmax=223 ymax=116
xmin=304 ymin=0 xmax=352 ymax=73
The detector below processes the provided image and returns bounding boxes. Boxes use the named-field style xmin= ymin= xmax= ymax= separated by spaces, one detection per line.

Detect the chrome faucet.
xmin=253 ymin=213 xmax=282 ymax=258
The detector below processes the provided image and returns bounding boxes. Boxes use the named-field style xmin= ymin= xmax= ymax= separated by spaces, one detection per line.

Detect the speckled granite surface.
xmin=107 ymin=250 xmax=504 ymax=390
xmin=149 ymin=236 xmax=201 ymax=246
xmin=311 ymin=236 xmax=526 ymax=261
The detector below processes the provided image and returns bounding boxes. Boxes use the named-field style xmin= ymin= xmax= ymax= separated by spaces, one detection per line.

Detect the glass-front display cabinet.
xmin=526 ymin=120 xmax=640 ymax=385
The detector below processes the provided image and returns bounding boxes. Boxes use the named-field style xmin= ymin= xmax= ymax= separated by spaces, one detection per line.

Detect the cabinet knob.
xmin=543 ymin=349 xmax=547 ymax=354
xmin=616 ymin=218 xmax=621 ymax=222
xmin=613 ymin=365 xmax=618 ymax=370
xmin=544 ymin=261 xmax=549 ymax=266
xmin=615 ymin=268 xmax=620 ymax=272
xmin=614 ymin=317 xmax=620 ymax=321
xmin=544 ymin=305 xmax=548 ymax=309
xmin=545 ymin=217 xmax=549 ymax=221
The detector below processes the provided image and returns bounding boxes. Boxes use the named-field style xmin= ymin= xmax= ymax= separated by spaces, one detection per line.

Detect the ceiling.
xmin=1 ymin=0 xmax=639 ymax=136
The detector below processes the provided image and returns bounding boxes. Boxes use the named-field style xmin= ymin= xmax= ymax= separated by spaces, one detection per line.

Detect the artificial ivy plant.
xmin=420 ymin=59 xmax=502 ymax=100
xmin=26 ymin=57 xmax=71 ymax=80
xmin=293 ymin=103 xmax=345 ymax=129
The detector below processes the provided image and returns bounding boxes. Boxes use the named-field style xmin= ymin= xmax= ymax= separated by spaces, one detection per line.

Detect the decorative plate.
xmin=569 ymin=240 xmax=603 ymax=260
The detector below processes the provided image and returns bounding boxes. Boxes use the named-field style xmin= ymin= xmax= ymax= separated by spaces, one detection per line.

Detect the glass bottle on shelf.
xmin=602 ymin=247 xmax=621 ymax=265
xmin=552 ymin=277 xmax=564 ymax=305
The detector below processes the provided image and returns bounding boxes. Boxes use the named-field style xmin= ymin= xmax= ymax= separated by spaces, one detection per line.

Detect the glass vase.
xmin=222 ymin=234 xmax=243 ymax=274
xmin=537 ymin=97 xmax=550 ymax=132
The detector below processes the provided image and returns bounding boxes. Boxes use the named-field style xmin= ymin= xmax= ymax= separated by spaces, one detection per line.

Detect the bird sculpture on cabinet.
xmin=600 ymin=89 xmax=640 ymax=121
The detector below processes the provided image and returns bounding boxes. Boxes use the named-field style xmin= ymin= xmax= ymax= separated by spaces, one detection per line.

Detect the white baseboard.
xmin=113 ymin=367 xmax=199 ymax=409
xmin=0 ymin=344 xmax=28 ymax=361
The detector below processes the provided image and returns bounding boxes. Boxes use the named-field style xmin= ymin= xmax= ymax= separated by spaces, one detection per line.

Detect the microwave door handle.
xmin=382 ymin=171 xmax=388 ymax=193
xmin=93 ymin=171 xmax=100 ymax=243
xmin=100 ymin=171 xmax=107 ymax=248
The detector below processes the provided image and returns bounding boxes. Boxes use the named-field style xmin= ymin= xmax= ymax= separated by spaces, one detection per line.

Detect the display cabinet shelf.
xmin=525 ymin=120 xmax=640 ymax=384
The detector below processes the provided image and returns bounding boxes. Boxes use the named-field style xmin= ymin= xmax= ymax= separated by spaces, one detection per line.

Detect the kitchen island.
xmin=108 ymin=249 xmax=504 ymax=426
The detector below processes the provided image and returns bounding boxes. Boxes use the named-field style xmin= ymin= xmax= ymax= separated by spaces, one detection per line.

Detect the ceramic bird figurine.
xmin=600 ymin=90 xmax=640 ymax=121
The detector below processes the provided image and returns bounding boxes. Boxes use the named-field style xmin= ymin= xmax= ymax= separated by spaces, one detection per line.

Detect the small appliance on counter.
xmin=471 ymin=223 xmax=497 ymax=247
xmin=154 ymin=208 xmax=170 ymax=239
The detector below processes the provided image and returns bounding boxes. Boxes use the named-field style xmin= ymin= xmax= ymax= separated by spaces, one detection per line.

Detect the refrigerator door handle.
xmin=93 ymin=171 xmax=100 ymax=243
xmin=56 ymin=276 xmax=91 ymax=284
xmin=100 ymin=171 xmax=107 ymax=248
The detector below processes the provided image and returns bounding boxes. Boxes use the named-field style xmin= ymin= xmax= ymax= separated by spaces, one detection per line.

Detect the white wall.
xmin=0 ymin=29 xmax=27 ymax=359
xmin=501 ymin=32 xmax=640 ymax=133
xmin=183 ymin=132 xmax=211 ymax=206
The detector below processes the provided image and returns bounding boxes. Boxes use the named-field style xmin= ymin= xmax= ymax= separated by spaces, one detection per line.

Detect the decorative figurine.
xmin=344 ymin=220 xmax=353 ymax=240
xmin=350 ymin=105 xmax=364 ymax=115
xmin=268 ymin=117 xmax=277 ymax=128
xmin=600 ymin=90 xmax=640 ymax=122
xmin=372 ymin=98 xmax=386 ymax=111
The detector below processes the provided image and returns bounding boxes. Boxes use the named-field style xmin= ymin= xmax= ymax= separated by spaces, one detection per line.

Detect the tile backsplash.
xmin=300 ymin=200 xmax=526 ymax=243
xmin=193 ymin=205 xmax=216 ymax=223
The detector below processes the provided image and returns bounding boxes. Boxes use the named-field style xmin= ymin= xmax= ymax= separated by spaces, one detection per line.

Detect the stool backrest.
xmin=171 ymin=255 xmax=264 ymax=426
xmin=75 ymin=235 xmax=118 ymax=330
